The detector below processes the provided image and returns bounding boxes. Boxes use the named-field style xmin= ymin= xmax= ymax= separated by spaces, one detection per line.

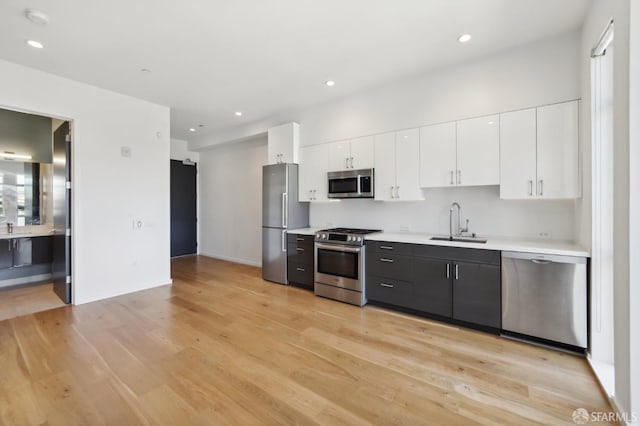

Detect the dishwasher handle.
xmin=501 ymin=251 xmax=587 ymax=265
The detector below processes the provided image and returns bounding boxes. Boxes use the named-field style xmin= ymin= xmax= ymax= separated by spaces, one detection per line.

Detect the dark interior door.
xmin=52 ymin=121 xmax=71 ymax=303
xmin=170 ymin=160 xmax=197 ymax=257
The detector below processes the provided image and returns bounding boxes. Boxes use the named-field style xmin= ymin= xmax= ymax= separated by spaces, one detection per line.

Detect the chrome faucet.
xmin=449 ymin=202 xmax=469 ymax=239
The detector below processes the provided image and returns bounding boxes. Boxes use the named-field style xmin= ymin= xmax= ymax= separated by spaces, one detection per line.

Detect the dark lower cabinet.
xmin=366 ymin=241 xmax=501 ymax=331
xmin=412 ymin=257 xmax=452 ymax=317
xmin=452 ymin=262 xmax=501 ymax=328
xmin=367 ymin=276 xmax=413 ymax=307
xmin=287 ymin=233 xmax=314 ymax=289
xmin=0 ymin=240 xmax=12 ymax=269
xmin=0 ymin=236 xmax=53 ymax=270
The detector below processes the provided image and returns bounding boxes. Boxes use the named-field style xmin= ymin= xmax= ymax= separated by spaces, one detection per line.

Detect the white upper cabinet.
xmin=500 ymin=108 xmax=537 ymax=198
xmin=327 ymin=136 xmax=374 ymax=171
xmin=419 ymin=122 xmax=457 ymax=187
xmin=374 ymin=129 xmax=422 ymax=201
xmin=268 ymin=122 xmax=299 ymax=164
xmin=395 ymin=129 xmax=422 ymax=200
xmin=374 ymin=132 xmax=396 ymax=201
xmin=349 ymin=136 xmax=375 ymax=169
xmin=419 ymin=115 xmax=499 ymax=188
xmin=298 ymin=144 xmax=328 ymax=202
xmin=536 ymin=101 xmax=580 ymax=199
xmin=500 ymin=101 xmax=579 ymax=199
xmin=456 ymin=114 xmax=500 ymax=186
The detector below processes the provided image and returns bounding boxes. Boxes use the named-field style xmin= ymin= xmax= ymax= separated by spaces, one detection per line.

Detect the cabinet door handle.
xmin=446 ymin=263 xmax=450 ymax=279
xmin=539 ymin=179 xmax=544 ymax=196
xmin=457 ymin=170 xmax=461 ymax=185
xmin=296 ymin=248 xmax=305 ymax=252
xmin=380 ymin=258 xmax=394 ymax=263
xmin=296 ymin=267 xmax=306 ymax=272
xmin=380 ymin=283 xmax=394 ymax=288
xmin=454 ymin=264 xmax=459 ymax=280
xmin=395 ymin=186 xmax=400 ymax=198
xmin=345 ymin=157 xmax=349 ymax=169
xmin=380 ymin=245 xmax=394 ymax=250
xmin=390 ymin=186 xmax=394 ymax=198
xmin=350 ymin=157 xmax=354 ymax=168
xmin=528 ymin=180 xmax=533 ymax=196
xmin=450 ymin=170 xmax=454 ymax=185
xmin=296 ymin=238 xmax=305 ymax=241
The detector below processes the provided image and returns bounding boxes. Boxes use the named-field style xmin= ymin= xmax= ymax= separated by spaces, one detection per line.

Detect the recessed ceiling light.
xmin=235 ymin=111 xmax=243 ymax=116
xmin=24 ymin=9 xmax=49 ymax=25
xmin=189 ymin=128 xmax=196 ymax=132
xmin=26 ymin=40 xmax=43 ymax=49
xmin=325 ymin=80 xmax=335 ymax=87
xmin=457 ymin=33 xmax=472 ymax=43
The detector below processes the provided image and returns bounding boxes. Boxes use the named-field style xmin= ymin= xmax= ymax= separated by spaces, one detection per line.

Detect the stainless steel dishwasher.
xmin=501 ymin=251 xmax=587 ymax=349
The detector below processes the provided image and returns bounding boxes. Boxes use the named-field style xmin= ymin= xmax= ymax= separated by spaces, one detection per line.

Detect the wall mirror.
xmin=0 ymin=160 xmax=52 ymax=227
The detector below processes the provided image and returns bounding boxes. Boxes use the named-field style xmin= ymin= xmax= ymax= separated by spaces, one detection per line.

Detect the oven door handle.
xmin=315 ymin=243 xmax=361 ymax=253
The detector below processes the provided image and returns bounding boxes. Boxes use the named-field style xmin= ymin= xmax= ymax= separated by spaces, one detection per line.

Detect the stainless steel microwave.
xmin=327 ymin=168 xmax=374 ymax=199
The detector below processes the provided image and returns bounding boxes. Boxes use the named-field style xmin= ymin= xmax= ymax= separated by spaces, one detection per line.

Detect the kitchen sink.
xmin=430 ymin=236 xmax=487 ymax=244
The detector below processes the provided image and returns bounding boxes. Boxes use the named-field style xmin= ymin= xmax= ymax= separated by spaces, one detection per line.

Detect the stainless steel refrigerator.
xmin=262 ymin=163 xmax=309 ymax=284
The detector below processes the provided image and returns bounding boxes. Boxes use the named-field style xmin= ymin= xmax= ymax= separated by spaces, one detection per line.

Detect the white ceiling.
xmin=0 ymin=0 xmax=589 ymax=142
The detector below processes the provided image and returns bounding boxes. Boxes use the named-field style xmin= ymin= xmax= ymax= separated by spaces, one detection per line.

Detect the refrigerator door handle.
xmin=282 ymin=230 xmax=286 ymax=252
xmin=281 ymin=193 xmax=287 ymax=227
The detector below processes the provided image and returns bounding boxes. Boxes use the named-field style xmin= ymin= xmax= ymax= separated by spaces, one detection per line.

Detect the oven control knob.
xmin=357 ymin=237 xmax=362 ymax=242
xmin=322 ymin=234 xmax=327 ymax=239
xmin=347 ymin=236 xmax=352 ymax=241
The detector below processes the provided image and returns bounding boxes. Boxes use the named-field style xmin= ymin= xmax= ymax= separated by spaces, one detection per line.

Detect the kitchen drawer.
xmin=287 ymin=243 xmax=313 ymax=266
xmin=412 ymin=244 xmax=500 ymax=265
xmin=367 ymin=240 xmax=413 ymax=255
xmin=366 ymin=253 xmax=413 ymax=282
xmin=367 ymin=275 xmax=413 ymax=307
xmin=287 ymin=233 xmax=314 ymax=249
xmin=287 ymin=261 xmax=314 ymax=287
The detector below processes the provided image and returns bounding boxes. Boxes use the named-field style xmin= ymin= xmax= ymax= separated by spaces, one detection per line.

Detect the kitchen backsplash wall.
xmin=310 ymin=186 xmax=575 ymax=241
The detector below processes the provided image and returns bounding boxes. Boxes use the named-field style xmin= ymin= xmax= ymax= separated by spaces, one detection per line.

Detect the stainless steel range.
xmin=314 ymin=228 xmax=381 ymax=306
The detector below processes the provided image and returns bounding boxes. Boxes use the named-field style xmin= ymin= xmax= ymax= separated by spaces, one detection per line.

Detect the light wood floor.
xmin=0 ymin=256 xmax=613 ymax=425
xmin=0 ymin=282 xmax=66 ymax=322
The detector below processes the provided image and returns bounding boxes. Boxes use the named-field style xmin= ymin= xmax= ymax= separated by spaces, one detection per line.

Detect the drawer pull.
xmin=296 ymin=238 xmax=305 ymax=241
xmin=296 ymin=267 xmax=306 ymax=272
xmin=296 ymin=248 xmax=305 ymax=251
xmin=380 ymin=283 xmax=394 ymax=288
xmin=379 ymin=258 xmax=394 ymax=263
xmin=380 ymin=245 xmax=394 ymax=250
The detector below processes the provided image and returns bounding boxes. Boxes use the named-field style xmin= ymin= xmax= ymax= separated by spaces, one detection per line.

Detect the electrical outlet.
xmin=538 ymin=231 xmax=551 ymax=239
xmin=400 ymin=226 xmax=409 ymax=232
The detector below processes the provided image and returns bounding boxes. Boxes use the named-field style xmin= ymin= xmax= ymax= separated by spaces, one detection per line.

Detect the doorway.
xmin=170 ymin=159 xmax=197 ymax=257
xmin=0 ymin=108 xmax=72 ymax=320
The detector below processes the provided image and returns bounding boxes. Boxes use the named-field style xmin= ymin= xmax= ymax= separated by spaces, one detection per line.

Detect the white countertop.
xmin=286 ymin=227 xmax=320 ymax=236
xmin=365 ymin=232 xmax=589 ymax=257
xmin=0 ymin=228 xmax=55 ymax=240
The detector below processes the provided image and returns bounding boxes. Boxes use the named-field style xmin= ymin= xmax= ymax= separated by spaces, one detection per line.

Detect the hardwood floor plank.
xmin=0 ymin=256 xmax=614 ymax=425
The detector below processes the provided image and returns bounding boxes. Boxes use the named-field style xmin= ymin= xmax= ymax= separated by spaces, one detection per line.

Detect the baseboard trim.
xmin=199 ymin=252 xmax=261 ymax=268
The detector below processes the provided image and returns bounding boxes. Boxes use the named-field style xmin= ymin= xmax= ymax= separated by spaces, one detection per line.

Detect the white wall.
xmin=170 ymin=138 xmax=200 ymax=162
xmin=311 ymin=187 xmax=574 ymax=240
xmin=198 ymin=137 xmax=266 ymax=266
xmin=0 ymin=59 xmax=171 ymax=305
xmin=629 ymin=3 xmax=640 ymax=423
xmin=580 ymin=0 xmax=637 ymax=422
